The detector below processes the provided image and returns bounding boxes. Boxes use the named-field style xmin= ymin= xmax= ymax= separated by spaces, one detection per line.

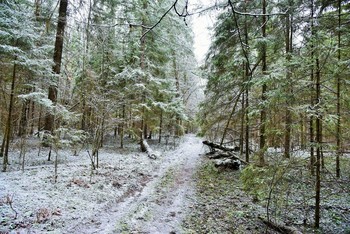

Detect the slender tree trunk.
xmin=159 ymin=109 xmax=163 ymax=143
xmin=143 ymin=122 xmax=148 ymax=139
xmin=81 ymin=98 xmax=86 ymax=130
xmin=2 ymin=58 xmax=17 ymax=172
xmin=240 ymin=87 xmax=245 ymax=156
xmin=173 ymin=52 xmax=182 ymax=136
xmin=244 ymin=3 xmax=250 ymax=163
xmin=139 ymin=0 xmax=147 ymax=151
xmin=18 ymin=96 xmax=30 ymax=137
xmin=259 ymin=0 xmax=267 ymax=166
xmin=284 ymin=11 xmax=293 ymax=159
xmin=300 ymin=114 xmax=306 ymax=149
xmin=336 ymin=0 xmax=341 ymax=178
xmin=120 ymin=105 xmax=125 ymax=148
xmin=310 ymin=0 xmax=315 ymax=175
xmin=30 ymin=99 xmax=35 ymax=135
xmin=245 ymin=81 xmax=249 ymax=162
xmin=44 ymin=0 xmax=68 ymax=133
xmin=315 ymin=58 xmax=321 ymax=229
xmin=0 ymin=130 xmax=7 ymax=158
xmin=80 ymin=0 xmax=92 ymax=132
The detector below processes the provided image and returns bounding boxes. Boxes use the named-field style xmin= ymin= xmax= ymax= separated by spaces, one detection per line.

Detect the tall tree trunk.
xmin=284 ymin=10 xmax=293 ymax=159
xmin=315 ymin=58 xmax=322 ymax=229
xmin=173 ymin=52 xmax=181 ymax=136
xmin=240 ymin=85 xmax=245 ymax=156
xmin=336 ymin=0 xmax=341 ymax=178
xmin=244 ymin=3 xmax=250 ymax=163
xmin=259 ymin=0 xmax=267 ymax=166
xmin=80 ymin=0 xmax=92 ymax=132
xmin=245 ymin=76 xmax=250 ymax=163
xmin=44 ymin=0 xmax=68 ymax=133
xmin=310 ymin=0 xmax=315 ymax=175
xmin=2 ymin=58 xmax=17 ymax=172
xmin=139 ymin=0 xmax=147 ymax=151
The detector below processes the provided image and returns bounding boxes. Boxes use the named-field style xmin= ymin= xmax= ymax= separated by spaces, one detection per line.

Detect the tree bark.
xmin=259 ymin=0 xmax=267 ymax=166
xmin=244 ymin=4 xmax=250 ymax=163
xmin=310 ymin=0 xmax=315 ymax=176
xmin=240 ymin=73 xmax=245 ymax=156
xmin=141 ymin=139 xmax=157 ymax=159
xmin=18 ymin=94 xmax=30 ymax=137
xmin=336 ymin=0 xmax=341 ymax=178
xmin=284 ymin=10 xmax=293 ymax=159
xmin=173 ymin=52 xmax=182 ymax=136
xmin=2 ymin=58 xmax=17 ymax=172
xmin=158 ymin=109 xmax=163 ymax=143
xmin=139 ymin=0 xmax=147 ymax=150
xmin=30 ymin=99 xmax=35 ymax=135
xmin=44 ymin=0 xmax=68 ymax=133
xmin=120 ymin=105 xmax=125 ymax=148
xmin=314 ymin=57 xmax=321 ymax=229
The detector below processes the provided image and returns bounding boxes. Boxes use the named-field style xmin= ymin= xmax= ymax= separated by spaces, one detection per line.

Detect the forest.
xmin=0 ymin=0 xmax=349 ymax=233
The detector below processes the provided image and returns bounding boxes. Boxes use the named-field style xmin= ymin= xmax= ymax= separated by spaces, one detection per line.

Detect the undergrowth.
xmin=182 ymin=162 xmax=266 ymax=233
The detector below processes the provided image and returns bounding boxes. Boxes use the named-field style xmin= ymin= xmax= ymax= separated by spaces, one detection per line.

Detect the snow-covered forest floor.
xmin=1 ymin=134 xmax=350 ymax=233
xmin=0 ymin=134 xmax=204 ymax=233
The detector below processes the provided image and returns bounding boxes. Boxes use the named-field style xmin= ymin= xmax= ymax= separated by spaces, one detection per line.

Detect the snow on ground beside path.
xmin=0 ymin=134 xmax=204 ymax=234
xmin=0 ymin=138 xmax=160 ymax=233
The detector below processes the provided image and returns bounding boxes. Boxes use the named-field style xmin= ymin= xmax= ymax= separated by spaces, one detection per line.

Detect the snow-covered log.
xmin=202 ymin=140 xmax=240 ymax=152
xmin=214 ymin=158 xmax=240 ymax=170
xmin=141 ymin=139 xmax=158 ymax=159
xmin=208 ymin=152 xmax=232 ymax=159
xmin=203 ymin=141 xmax=248 ymax=165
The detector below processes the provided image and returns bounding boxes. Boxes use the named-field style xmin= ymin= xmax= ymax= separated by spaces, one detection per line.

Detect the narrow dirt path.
xmin=66 ymin=134 xmax=204 ymax=234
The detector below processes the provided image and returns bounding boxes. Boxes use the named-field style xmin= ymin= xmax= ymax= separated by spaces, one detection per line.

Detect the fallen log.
xmin=141 ymin=139 xmax=157 ymax=159
xmin=202 ymin=140 xmax=240 ymax=152
xmin=203 ymin=140 xmax=249 ymax=166
xmin=226 ymin=151 xmax=248 ymax=165
xmin=208 ymin=152 xmax=232 ymax=159
xmin=259 ymin=217 xmax=302 ymax=234
xmin=214 ymin=158 xmax=240 ymax=170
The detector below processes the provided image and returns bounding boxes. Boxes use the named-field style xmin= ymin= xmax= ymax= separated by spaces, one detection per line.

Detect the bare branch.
xmin=90 ymin=22 xmax=151 ymax=29
xmin=140 ymin=0 xmax=287 ymax=40
xmin=141 ymin=0 xmax=179 ymax=40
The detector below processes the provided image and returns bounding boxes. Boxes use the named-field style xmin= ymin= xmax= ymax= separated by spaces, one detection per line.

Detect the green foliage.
xmin=240 ymin=165 xmax=269 ymax=201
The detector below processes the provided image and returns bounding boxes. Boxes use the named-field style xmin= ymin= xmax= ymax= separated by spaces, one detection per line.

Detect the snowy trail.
xmin=66 ymin=134 xmax=204 ymax=234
